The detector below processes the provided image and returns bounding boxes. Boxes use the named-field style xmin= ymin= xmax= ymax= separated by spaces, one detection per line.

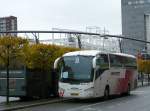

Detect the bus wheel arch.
xmin=104 ymin=85 xmax=110 ymax=100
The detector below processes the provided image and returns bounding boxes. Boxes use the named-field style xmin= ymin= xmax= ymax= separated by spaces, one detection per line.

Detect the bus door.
xmin=94 ymin=54 xmax=109 ymax=97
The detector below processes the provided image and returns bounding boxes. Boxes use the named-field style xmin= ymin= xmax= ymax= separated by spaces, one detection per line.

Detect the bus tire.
xmin=124 ymin=84 xmax=130 ymax=96
xmin=19 ymin=96 xmax=33 ymax=101
xmin=126 ymin=84 xmax=131 ymax=95
xmin=19 ymin=96 xmax=28 ymax=101
xmin=104 ymin=86 xmax=109 ymax=100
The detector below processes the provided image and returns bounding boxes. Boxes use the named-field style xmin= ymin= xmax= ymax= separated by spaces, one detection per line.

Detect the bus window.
xmin=96 ymin=54 xmax=109 ymax=69
xmin=59 ymin=56 xmax=94 ymax=83
xmin=95 ymin=54 xmax=109 ymax=79
xmin=123 ymin=57 xmax=137 ymax=68
xmin=110 ymin=54 xmax=122 ymax=67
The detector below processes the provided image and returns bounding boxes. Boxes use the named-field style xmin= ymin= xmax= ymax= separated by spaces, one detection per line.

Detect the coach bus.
xmin=54 ymin=50 xmax=138 ymax=99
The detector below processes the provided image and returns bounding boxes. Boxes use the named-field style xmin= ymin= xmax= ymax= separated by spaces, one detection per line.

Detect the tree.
xmin=137 ymin=58 xmax=150 ymax=85
xmin=0 ymin=36 xmax=28 ymax=104
xmin=0 ymin=36 xmax=28 ymax=69
xmin=25 ymin=44 xmax=79 ymax=70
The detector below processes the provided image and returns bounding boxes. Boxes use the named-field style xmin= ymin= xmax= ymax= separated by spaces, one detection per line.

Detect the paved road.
xmin=14 ymin=86 xmax=150 ymax=111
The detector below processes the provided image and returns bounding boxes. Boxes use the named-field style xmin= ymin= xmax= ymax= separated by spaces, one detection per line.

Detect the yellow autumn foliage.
xmin=25 ymin=44 xmax=79 ymax=70
xmin=137 ymin=58 xmax=150 ymax=74
xmin=0 ymin=36 xmax=79 ymax=71
xmin=0 ymin=36 xmax=29 ymax=69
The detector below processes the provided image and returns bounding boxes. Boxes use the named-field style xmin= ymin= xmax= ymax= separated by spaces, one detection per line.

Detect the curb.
xmin=0 ymin=98 xmax=71 ymax=111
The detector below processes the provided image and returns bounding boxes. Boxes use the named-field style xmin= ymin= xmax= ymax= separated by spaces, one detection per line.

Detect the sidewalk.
xmin=0 ymin=97 xmax=19 ymax=104
xmin=138 ymin=81 xmax=150 ymax=87
xmin=0 ymin=98 xmax=69 ymax=111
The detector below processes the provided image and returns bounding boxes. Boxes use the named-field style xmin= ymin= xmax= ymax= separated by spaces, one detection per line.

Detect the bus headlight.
xmin=59 ymin=87 xmax=65 ymax=97
xmin=59 ymin=87 xmax=65 ymax=92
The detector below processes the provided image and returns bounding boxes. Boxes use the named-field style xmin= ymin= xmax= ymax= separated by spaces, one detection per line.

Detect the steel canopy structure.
xmin=0 ymin=30 xmax=150 ymax=53
xmin=0 ymin=30 xmax=149 ymax=43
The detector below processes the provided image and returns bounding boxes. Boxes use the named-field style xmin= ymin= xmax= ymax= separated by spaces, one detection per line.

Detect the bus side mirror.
xmin=93 ymin=57 xmax=101 ymax=68
xmin=54 ymin=57 xmax=62 ymax=69
xmin=93 ymin=57 xmax=97 ymax=68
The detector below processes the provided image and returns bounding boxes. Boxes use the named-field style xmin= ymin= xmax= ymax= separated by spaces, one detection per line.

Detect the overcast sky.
xmin=1 ymin=0 xmax=121 ymax=34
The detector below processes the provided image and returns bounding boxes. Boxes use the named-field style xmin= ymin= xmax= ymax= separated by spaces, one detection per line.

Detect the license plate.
xmin=71 ymin=93 xmax=79 ymax=96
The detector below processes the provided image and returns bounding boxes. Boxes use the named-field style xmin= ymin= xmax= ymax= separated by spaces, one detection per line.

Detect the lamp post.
xmin=6 ymin=44 xmax=10 ymax=104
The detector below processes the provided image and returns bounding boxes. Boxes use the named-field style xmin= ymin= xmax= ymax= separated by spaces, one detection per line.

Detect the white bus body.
xmin=54 ymin=50 xmax=138 ymax=99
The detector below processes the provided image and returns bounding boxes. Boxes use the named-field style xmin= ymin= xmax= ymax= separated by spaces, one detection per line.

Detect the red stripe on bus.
xmin=116 ymin=70 xmax=133 ymax=94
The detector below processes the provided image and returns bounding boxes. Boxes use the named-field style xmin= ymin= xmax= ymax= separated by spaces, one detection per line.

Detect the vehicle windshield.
xmin=59 ymin=56 xmax=94 ymax=83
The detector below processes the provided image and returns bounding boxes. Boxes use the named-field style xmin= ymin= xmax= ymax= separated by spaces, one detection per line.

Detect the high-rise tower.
xmin=121 ymin=0 xmax=150 ymax=55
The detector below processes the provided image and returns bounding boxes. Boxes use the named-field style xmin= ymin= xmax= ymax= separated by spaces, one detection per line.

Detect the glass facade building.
xmin=121 ymin=0 xmax=150 ymax=55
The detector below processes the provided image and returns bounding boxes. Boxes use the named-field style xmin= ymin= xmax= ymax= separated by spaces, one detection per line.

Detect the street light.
xmin=6 ymin=44 xmax=10 ymax=104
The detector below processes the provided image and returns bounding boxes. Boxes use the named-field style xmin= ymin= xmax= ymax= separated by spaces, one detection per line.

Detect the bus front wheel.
xmin=104 ymin=87 xmax=109 ymax=100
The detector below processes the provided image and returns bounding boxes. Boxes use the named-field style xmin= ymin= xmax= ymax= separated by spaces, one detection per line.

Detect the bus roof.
xmin=113 ymin=53 xmax=136 ymax=58
xmin=63 ymin=50 xmax=104 ymax=57
xmin=63 ymin=50 xmax=136 ymax=58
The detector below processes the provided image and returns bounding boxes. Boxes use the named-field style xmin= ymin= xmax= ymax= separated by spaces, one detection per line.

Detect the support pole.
xmin=6 ymin=45 xmax=10 ymax=104
xmin=76 ymin=34 xmax=82 ymax=49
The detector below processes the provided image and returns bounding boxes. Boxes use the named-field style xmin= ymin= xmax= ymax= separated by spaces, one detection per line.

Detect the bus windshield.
xmin=59 ymin=56 xmax=94 ymax=83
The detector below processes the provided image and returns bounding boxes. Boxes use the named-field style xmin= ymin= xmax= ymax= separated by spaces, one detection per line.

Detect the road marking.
xmin=66 ymin=98 xmax=125 ymax=111
xmin=132 ymin=91 xmax=147 ymax=95
xmin=132 ymin=90 xmax=150 ymax=95
xmin=116 ymin=103 xmax=122 ymax=106
xmin=108 ymin=105 xmax=115 ymax=109
xmin=66 ymin=101 xmax=106 ymax=111
xmin=83 ymin=107 xmax=97 ymax=111
xmin=124 ymin=101 xmax=129 ymax=104
xmin=82 ymin=107 xmax=103 ymax=111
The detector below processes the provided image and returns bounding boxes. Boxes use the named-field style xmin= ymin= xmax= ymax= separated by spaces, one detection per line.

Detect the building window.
xmin=128 ymin=1 xmax=132 ymax=5
xmin=128 ymin=0 xmax=146 ymax=5
xmin=139 ymin=0 xmax=144 ymax=4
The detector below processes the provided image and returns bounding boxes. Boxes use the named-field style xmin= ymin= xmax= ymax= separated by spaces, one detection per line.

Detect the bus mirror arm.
xmin=54 ymin=57 xmax=62 ymax=69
